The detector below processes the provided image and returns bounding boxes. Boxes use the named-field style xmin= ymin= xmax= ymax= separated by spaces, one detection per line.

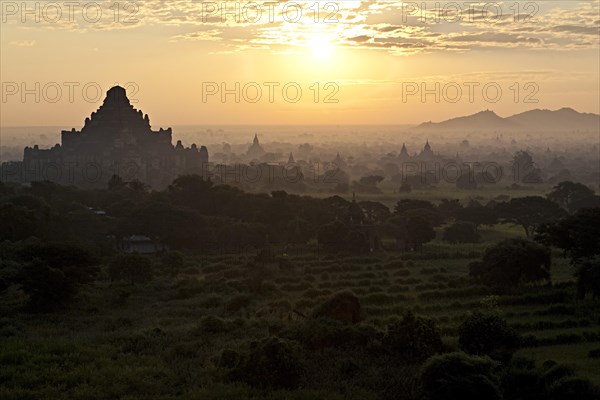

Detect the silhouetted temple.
xmin=247 ymin=134 xmax=265 ymax=160
xmin=1 ymin=86 xmax=208 ymax=188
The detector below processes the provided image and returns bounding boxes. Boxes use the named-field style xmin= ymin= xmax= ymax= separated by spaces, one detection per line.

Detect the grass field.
xmin=1 ymin=223 xmax=599 ymax=399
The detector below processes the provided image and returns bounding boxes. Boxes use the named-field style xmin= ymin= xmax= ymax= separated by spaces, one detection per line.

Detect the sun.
xmin=308 ymin=35 xmax=334 ymax=60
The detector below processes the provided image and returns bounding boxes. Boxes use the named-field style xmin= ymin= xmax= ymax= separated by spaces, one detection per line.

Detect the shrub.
xmin=546 ymin=377 xmax=600 ymax=400
xmin=312 ymin=291 xmax=361 ymax=324
xmin=160 ymin=251 xmax=185 ymax=276
xmin=383 ymin=311 xmax=443 ymax=363
xmin=588 ymin=349 xmax=600 ymax=359
xmin=458 ymin=312 xmax=520 ymax=360
xmin=419 ymin=352 xmax=502 ymax=400
xmin=282 ymin=318 xmax=380 ymax=351
xmin=196 ymin=315 xmax=231 ymax=334
xmin=109 ymin=254 xmax=153 ymax=286
xmin=230 ymin=337 xmax=305 ymax=389
xmin=16 ymin=242 xmax=98 ymax=311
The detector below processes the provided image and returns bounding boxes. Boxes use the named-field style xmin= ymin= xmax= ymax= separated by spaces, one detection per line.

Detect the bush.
xmin=109 ymin=254 xmax=153 ymax=285
xmin=383 ymin=311 xmax=443 ymax=363
xmin=230 ymin=337 xmax=305 ymax=389
xmin=469 ymin=238 xmax=551 ymax=287
xmin=19 ymin=260 xmax=78 ymax=311
xmin=16 ymin=243 xmax=99 ymax=311
xmin=312 ymin=291 xmax=361 ymax=324
xmin=282 ymin=318 xmax=380 ymax=351
xmin=419 ymin=352 xmax=502 ymax=400
xmin=458 ymin=312 xmax=520 ymax=360
xmin=546 ymin=377 xmax=600 ymax=400
xmin=588 ymin=349 xmax=600 ymax=359
xmin=196 ymin=315 xmax=231 ymax=334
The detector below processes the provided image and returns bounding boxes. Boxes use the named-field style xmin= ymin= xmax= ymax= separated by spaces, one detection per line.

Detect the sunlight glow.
xmin=308 ymin=35 xmax=334 ymax=60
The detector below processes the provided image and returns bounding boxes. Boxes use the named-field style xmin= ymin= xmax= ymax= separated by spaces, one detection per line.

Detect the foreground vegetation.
xmin=0 ymin=178 xmax=599 ymax=399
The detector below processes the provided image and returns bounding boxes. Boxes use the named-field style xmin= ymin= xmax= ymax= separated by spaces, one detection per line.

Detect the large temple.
xmin=1 ymin=86 xmax=208 ymax=188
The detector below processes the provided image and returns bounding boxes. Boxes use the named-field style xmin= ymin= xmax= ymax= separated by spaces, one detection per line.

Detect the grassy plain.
xmin=1 ymin=222 xmax=599 ymax=399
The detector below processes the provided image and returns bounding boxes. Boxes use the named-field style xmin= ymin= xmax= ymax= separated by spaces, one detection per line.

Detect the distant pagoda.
xmin=3 ymin=86 xmax=208 ymax=188
xmin=247 ymin=134 xmax=265 ymax=159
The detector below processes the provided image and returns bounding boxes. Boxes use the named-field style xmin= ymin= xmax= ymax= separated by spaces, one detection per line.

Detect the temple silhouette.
xmin=1 ymin=86 xmax=208 ymax=188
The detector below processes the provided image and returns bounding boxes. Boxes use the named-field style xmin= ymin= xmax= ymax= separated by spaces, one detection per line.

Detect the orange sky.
xmin=1 ymin=1 xmax=599 ymax=127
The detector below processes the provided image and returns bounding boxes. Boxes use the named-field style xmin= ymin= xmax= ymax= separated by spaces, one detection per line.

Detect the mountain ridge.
xmin=414 ymin=108 xmax=600 ymax=132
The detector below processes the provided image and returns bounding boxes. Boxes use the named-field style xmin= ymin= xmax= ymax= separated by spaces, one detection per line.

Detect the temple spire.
xmin=400 ymin=143 xmax=409 ymax=158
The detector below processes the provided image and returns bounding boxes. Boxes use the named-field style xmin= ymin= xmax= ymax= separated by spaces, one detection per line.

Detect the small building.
xmin=123 ymin=235 xmax=166 ymax=254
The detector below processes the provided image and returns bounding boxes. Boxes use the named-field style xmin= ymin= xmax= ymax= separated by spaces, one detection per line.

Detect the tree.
xmin=395 ymin=199 xmax=435 ymax=214
xmin=407 ymin=216 xmax=436 ymax=250
xmin=17 ymin=242 xmax=98 ymax=284
xmin=469 ymin=238 xmax=551 ymax=287
xmin=168 ymin=174 xmax=214 ymax=210
xmin=536 ymin=208 xmax=600 ymax=263
xmin=405 ymin=208 xmax=444 ymax=227
xmin=383 ymin=311 xmax=443 ymax=363
xmin=399 ymin=182 xmax=412 ymax=193
xmin=317 ymin=220 xmax=348 ymax=252
xmin=458 ymin=312 xmax=519 ymax=360
xmin=443 ymin=222 xmax=482 ymax=244
xmin=0 ymin=181 xmax=14 ymax=197
xmin=16 ymin=242 xmax=98 ymax=311
xmin=0 ymin=204 xmax=39 ymax=241
xmin=109 ymin=254 xmax=153 ymax=286
xmin=574 ymin=257 xmax=600 ymax=300
xmin=359 ymin=201 xmax=391 ymax=224
xmin=547 ymin=181 xmax=597 ymax=214
xmin=352 ymin=175 xmax=384 ymax=193
xmin=497 ymin=196 xmax=566 ymax=237
xmin=385 ymin=215 xmax=409 ymax=251
xmin=286 ymin=217 xmax=313 ymax=244
xmin=19 ymin=260 xmax=77 ymax=312
xmin=512 ymin=150 xmax=542 ymax=183
xmin=437 ymin=199 xmax=463 ymax=220
xmin=419 ymin=352 xmax=502 ymax=400
xmin=126 ymin=180 xmax=149 ymax=202
xmin=454 ymin=206 xmax=497 ymax=230
xmin=345 ymin=230 xmax=370 ymax=253
xmin=107 ymin=174 xmax=124 ymax=190
xmin=317 ymin=220 xmax=370 ymax=253
xmin=217 ymin=222 xmax=267 ymax=250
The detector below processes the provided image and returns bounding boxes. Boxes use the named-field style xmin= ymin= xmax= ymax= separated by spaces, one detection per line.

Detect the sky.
xmin=1 ymin=0 xmax=599 ymax=127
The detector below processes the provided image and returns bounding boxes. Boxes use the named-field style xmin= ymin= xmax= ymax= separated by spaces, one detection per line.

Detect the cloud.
xmin=10 ymin=40 xmax=36 ymax=47
xmin=3 ymin=0 xmax=598 ymax=55
xmin=170 ymin=29 xmax=223 ymax=42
